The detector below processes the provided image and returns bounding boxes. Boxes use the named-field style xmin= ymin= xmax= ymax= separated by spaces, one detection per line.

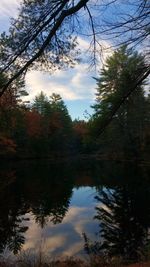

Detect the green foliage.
xmin=33 ymin=91 xmax=50 ymax=115
xmin=90 ymin=46 xmax=149 ymax=160
xmin=0 ymin=0 xmax=78 ymax=76
xmin=92 ymin=46 xmax=146 ymax=118
xmin=0 ymin=46 xmax=149 ymax=160
xmin=0 ymin=72 xmax=74 ymax=158
xmin=30 ymin=91 xmax=72 ymax=156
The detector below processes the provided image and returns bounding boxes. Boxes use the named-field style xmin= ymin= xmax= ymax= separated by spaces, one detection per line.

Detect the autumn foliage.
xmin=0 ymin=90 xmax=75 ymax=158
xmin=0 ymin=135 xmax=16 ymax=156
xmin=25 ymin=111 xmax=42 ymax=138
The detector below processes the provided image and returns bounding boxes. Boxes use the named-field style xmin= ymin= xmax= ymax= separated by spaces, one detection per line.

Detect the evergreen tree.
xmin=91 ymin=46 xmax=149 ymax=159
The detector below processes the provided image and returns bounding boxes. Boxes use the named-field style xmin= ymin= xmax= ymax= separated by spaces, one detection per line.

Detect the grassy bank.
xmin=0 ymin=256 xmax=150 ymax=267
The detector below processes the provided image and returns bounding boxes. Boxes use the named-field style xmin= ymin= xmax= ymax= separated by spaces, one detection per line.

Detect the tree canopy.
xmin=0 ymin=46 xmax=149 ymax=160
xmin=90 ymin=46 xmax=149 ymax=159
xmin=0 ymin=0 xmax=149 ymax=99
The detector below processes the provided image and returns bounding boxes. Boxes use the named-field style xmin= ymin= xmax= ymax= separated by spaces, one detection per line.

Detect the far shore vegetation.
xmin=0 ymin=46 xmax=149 ymax=163
xmin=1 ymin=253 xmax=150 ymax=267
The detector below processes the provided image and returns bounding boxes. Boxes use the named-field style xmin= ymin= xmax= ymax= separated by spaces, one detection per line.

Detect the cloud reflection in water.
xmin=22 ymin=187 xmax=99 ymax=258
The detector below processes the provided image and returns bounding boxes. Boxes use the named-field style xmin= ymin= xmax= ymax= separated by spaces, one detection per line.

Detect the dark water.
xmin=0 ymin=159 xmax=150 ymax=262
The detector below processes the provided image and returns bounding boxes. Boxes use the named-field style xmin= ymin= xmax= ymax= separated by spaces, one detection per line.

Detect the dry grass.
xmin=0 ymin=255 xmax=150 ymax=267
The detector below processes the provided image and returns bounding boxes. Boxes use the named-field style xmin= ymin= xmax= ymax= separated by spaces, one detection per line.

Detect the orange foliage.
xmin=73 ymin=121 xmax=88 ymax=138
xmin=25 ymin=110 xmax=42 ymax=137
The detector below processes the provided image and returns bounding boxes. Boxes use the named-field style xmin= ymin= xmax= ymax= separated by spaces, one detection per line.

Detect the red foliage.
xmin=25 ymin=110 xmax=42 ymax=137
xmin=0 ymin=89 xmax=17 ymax=109
xmin=0 ymin=135 xmax=17 ymax=155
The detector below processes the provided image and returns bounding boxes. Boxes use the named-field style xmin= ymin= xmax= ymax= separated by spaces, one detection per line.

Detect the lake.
xmin=0 ymin=159 xmax=150 ymax=262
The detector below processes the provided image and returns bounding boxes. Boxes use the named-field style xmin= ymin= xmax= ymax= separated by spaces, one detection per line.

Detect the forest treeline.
xmin=0 ymin=46 xmax=149 ymax=161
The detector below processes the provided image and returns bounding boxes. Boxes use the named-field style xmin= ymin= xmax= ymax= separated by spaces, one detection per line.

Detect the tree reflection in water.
xmin=0 ymin=161 xmax=75 ymax=254
xmin=0 ymin=170 xmax=29 ymax=254
xmin=0 ymin=160 xmax=150 ymax=261
xmin=84 ymin=164 xmax=150 ymax=263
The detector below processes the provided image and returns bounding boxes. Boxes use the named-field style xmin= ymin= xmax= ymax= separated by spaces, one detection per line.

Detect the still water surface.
xmin=0 ymin=159 xmax=150 ymax=262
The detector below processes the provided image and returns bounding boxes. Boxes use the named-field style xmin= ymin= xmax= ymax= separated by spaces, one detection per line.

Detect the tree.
xmin=0 ymin=136 xmax=16 ymax=157
xmin=32 ymin=91 xmax=50 ymax=115
xmin=95 ymin=0 xmax=150 ymax=49
xmin=0 ymin=0 xmax=88 ymax=97
xmin=49 ymin=93 xmax=72 ymax=128
xmin=0 ymin=72 xmax=28 ymax=157
xmin=26 ymin=92 xmax=72 ymax=156
xmin=0 ymin=0 xmax=149 ymax=106
xmin=0 ymin=86 xmax=74 ymax=158
xmin=25 ymin=110 xmax=42 ymax=138
xmin=72 ymin=119 xmax=89 ymax=152
xmin=48 ymin=93 xmax=73 ymax=152
xmin=91 ymin=46 xmax=149 ymax=158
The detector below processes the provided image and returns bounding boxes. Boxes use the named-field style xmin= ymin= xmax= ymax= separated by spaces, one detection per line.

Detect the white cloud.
xmin=25 ymin=71 xmax=75 ymax=101
xmin=63 ymin=206 xmax=88 ymax=223
xmin=22 ymin=206 xmax=97 ymax=258
xmin=45 ymin=236 xmax=67 ymax=253
xmin=0 ymin=0 xmax=20 ymax=18
xmin=77 ymin=37 xmax=90 ymax=51
xmin=19 ymin=187 xmax=99 ymax=259
xmin=63 ymin=241 xmax=83 ymax=256
xmin=25 ymin=63 xmax=96 ymax=102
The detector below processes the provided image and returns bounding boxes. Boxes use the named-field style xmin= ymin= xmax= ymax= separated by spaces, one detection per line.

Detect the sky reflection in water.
xmin=22 ymin=187 xmax=99 ymax=258
xmin=0 ymin=160 xmax=150 ymax=262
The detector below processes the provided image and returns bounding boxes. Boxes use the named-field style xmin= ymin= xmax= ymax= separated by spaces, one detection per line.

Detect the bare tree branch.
xmin=0 ymin=1 xmax=66 ymax=74
xmin=0 ymin=0 xmax=89 ymax=97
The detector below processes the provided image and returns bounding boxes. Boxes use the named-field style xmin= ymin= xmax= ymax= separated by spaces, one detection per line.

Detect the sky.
xmin=0 ymin=1 xmax=148 ymax=119
xmin=0 ymin=0 xmax=103 ymax=120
